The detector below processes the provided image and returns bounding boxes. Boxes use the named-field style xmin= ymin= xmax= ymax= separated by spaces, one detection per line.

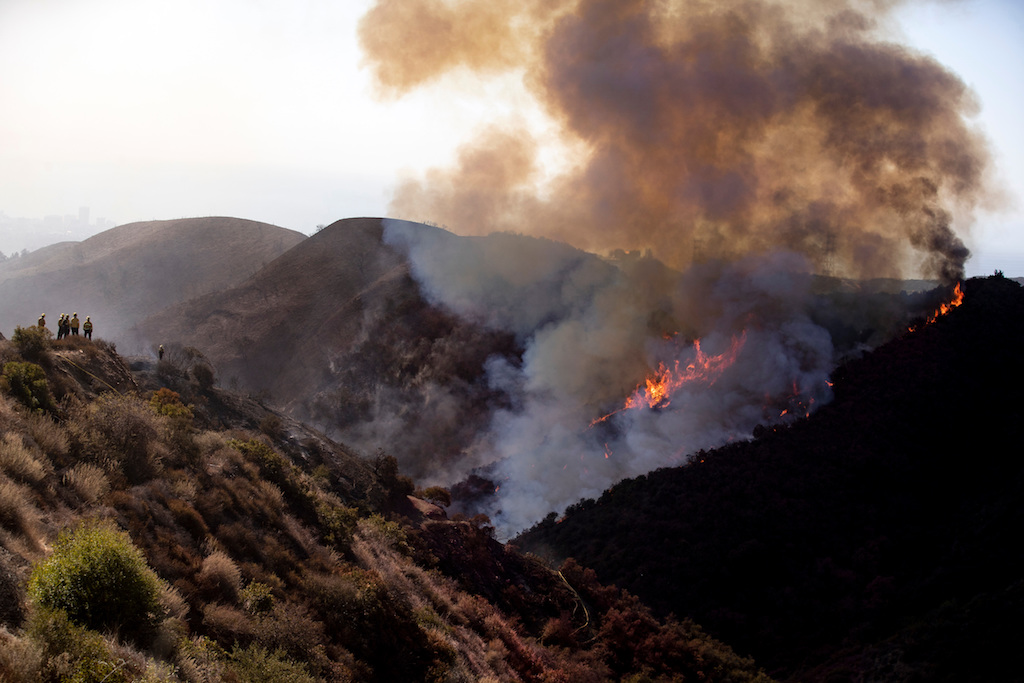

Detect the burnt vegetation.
xmin=515 ymin=274 xmax=1024 ymax=682
xmin=0 ymin=323 xmax=768 ymax=682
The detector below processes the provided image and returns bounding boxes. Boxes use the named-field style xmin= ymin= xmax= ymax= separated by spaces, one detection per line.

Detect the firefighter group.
xmin=36 ymin=312 xmax=93 ymax=339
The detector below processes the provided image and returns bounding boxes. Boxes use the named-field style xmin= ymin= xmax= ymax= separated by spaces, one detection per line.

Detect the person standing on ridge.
xmin=83 ymin=316 xmax=92 ymax=339
xmin=56 ymin=314 xmax=65 ymax=339
xmin=158 ymin=345 xmax=164 ymax=360
xmin=37 ymin=313 xmax=46 ymax=329
xmin=70 ymin=313 xmax=80 ymax=336
xmin=61 ymin=315 xmax=70 ymax=339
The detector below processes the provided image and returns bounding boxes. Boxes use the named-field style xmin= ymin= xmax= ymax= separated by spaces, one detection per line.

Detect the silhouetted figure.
xmin=56 ymin=314 xmax=65 ymax=339
xmin=61 ymin=314 xmax=70 ymax=339
xmin=37 ymin=313 xmax=46 ymax=328
xmin=83 ymin=316 xmax=93 ymax=339
xmin=158 ymin=345 xmax=164 ymax=360
xmin=70 ymin=313 xmax=80 ymax=336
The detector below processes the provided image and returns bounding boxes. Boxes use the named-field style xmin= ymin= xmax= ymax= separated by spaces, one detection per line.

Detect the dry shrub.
xmin=0 ymin=627 xmax=43 ymax=682
xmin=0 ymin=476 xmax=36 ymax=541
xmin=0 ymin=433 xmax=49 ymax=486
xmin=193 ymin=430 xmax=226 ymax=455
xmin=77 ymin=393 xmax=162 ymax=484
xmin=0 ymin=548 xmax=26 ymax=627
xmin=25 ymin=412 xmax=68 ymax=464
xmin=62 ymin=463 xmax=110 ymax=504
xmin=169 ymin=476 xmax=198 ymax=504
xmin=198 ymin=550 xmax=242 ymax=604
xmin=159 ymin=581 xmax=190 ymax=622
xmin=255 ymin=479 xmax=284 ymax=515
xmin=175 ymin=635 xmax=228 ymax=683
xmin=0 ymin=394 xmax=18 ymax=431
xmin=252 ymin=601 xmax=327 ymax=663
xmin=167 ymin=497 xmax=209 ymax=541
xmin=201 ymin=603 xmax=254 ymax=649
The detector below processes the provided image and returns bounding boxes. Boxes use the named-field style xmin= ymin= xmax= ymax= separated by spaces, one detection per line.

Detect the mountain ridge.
xmin=0 ymin=217 xmax=306 ymax=342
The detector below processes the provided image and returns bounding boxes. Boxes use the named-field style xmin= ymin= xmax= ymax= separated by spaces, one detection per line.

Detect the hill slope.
xmin=0 ymin=217 xmax=305 ymax=342
xmin=137 ymin=217 xmax=523 ymax=481
xmin=515 ymin=274 xmax=1024 ymax=681
xmin=0 ymin=329 xmax=772 ymax=682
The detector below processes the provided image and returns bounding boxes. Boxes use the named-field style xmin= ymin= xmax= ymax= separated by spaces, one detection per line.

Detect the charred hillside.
xmin=0 ymin=326 xmax=774 ymax=682
xmin=0 ymin=217 xmax=305 ymax=342
xmin=514 ymin=274 xmax=1024 ymax=681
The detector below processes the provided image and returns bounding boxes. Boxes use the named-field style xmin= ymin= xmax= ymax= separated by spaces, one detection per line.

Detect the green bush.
xmin=25 ymin=606 xmax=127 ymax=683
xmin=10 ymin=325 xmax=51 ymax=363
xmin=417 ymin=485 xmax=452 ymax=508
xmin=1 ymin=361 xmax=54 ymax=413
xmin=227 ymin=644 xmax=317 ymax=683
xmin=148 ymin=388 xmax=193 ymax=420
xmin=27 ymin=521 xmax=164 ymax=640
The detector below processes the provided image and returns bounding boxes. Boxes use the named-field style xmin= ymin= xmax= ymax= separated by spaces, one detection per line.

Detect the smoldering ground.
xmin=360 ymin=0 xmax=994 ymax=533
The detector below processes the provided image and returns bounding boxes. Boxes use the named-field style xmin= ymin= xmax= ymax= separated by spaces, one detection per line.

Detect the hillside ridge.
xmin=0 ymin=327 xmax=772 ymax=682
xmin=515 ymin=273 xmax=1024 ymax=681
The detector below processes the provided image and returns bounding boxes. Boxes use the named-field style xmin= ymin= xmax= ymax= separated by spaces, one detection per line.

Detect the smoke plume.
xmin=361 ymin=0 xmax=988 ymax=281
xmin=361 ymin=0 xmax=992 ymax=532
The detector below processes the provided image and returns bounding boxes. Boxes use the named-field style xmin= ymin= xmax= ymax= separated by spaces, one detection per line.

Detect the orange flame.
xmin=910 ymin=282 xmax=964 ymax=331
xmin=591 ymin=332 xmax=746 ymax=426
xmin=926 ymin=281 xmax=964 ymax=323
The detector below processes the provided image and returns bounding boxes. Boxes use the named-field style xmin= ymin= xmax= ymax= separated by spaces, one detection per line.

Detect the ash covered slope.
xmin=514 ymin=275 xmax=1024 ymax=681
xmin=0 ymin=217 xmax=305 ymax=341
xmin=137 ymin=217 xmax=522 ymax=476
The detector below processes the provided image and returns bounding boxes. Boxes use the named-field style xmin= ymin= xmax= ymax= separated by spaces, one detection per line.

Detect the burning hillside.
xmin=356 ymin=0 xmax=993 ymax=533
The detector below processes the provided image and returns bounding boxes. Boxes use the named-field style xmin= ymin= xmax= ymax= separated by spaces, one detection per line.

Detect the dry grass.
xmin=198 ymin=551 xmax=242 ymax=604
xmin=0 ymin=433 xmax=49 ymax=486
xmin=74 ymin=393 xmax=163 ymax=483
xmin=0 ymin=548 xmax=26 ymax=627
xmin=169 ymin=476 xmax=198 ymax=504
xmin=0 ymin=394 xmax=20 ymax=433
xmin=201 ymin=603 xmax=254 ymax=648
xmin=0 ymin=475 xmax=36 ymax=542
xmin=62 ymin=463 xmax=110 ymax=504
xmin=25 ymin=412 xmax=69 ymax=464
xmin=0 ymin=626 xmax=44 ymax=683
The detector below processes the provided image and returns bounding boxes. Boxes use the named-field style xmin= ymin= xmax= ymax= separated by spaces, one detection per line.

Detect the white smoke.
xmin=384 ymin=219 xmax=836 ymax=535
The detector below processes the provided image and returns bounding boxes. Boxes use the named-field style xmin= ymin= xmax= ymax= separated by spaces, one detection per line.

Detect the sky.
xmin=0 ymin=0 xmax=1021 ymax=276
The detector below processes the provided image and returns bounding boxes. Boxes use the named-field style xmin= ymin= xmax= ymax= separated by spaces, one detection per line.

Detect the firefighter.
xmin=37 ymin=313 xmax=46 ymax=328
xmin=56 ymin=314 xmax=65 ymax=339
xmin=83 ymin=316 xmax=93 ymax=340
xmin=70 ymin=313 xmax=80 ymax=336
xmin=158 ymin=345 xmax=164 ymax=360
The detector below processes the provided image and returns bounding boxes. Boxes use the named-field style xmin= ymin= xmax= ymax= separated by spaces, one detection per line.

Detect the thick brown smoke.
xmin=359 ymin=0 xmax=988 ymax=281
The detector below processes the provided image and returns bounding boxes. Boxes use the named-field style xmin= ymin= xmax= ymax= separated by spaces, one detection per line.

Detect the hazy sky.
xmin=1 ymin=0 xmax=1021 ymax=275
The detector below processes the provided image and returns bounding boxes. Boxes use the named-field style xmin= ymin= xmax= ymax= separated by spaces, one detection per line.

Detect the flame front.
xmin=910 ymin=282 xmax=964 ymax=332
xmin=927 ymin=282 xmax=964 ymax=323
xmin=591 ymin=332 xmax=747 ymax=426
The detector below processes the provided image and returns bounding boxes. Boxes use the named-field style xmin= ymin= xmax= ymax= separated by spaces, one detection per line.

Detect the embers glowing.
xmin=591 ymin=332 xmax=746 ymax=426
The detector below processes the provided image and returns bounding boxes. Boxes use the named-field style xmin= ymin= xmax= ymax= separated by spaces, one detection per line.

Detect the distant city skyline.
xmin=0 ymin=207 xmax=115 ymax=255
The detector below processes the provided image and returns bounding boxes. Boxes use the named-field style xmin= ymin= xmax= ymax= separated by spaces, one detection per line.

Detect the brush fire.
xmin=362 ymin=0 xmax=991 ymax=535
xmin=591 ymin=332 xmax=747 ymax=426
xmin=910 ymin=282 xmax=965 ymax=332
